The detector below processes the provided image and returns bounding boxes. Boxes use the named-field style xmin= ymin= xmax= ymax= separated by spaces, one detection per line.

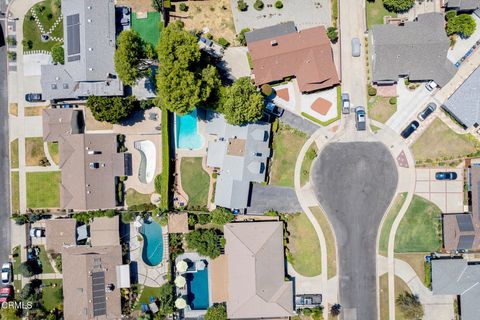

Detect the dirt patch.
xmin=311 ymin=97 xmax=332 ymax=115
xmin=276 ymin=88 xmax=290 ymax=102
xmin=25 ymin=137 xmax=47 ymax=166
xmin=25 ymin=106 xmax=48 ymax=117
xmin=116 ymin=0 xmax=153 ymax=12
xmin=85 ymin=107 xmax=114 ymax=131
xmin=9 ymin=103 xmax=18 ymax=116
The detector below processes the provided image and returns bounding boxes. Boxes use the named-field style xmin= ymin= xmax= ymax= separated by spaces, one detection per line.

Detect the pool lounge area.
xmin=176 ymin=109 xmax=205 ymax=151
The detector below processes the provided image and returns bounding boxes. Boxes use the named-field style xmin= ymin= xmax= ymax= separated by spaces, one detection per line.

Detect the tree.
xmin=447 ymin=14 xmax=476 ymax=38
xmin=157 ymin=23 xmax=200 ymax=70
xmin=179 ymin=3 xmax=188 ymax=11
xmin=156 ymin=283 xmax=175 ymax=317
xmin=51 ymin=44 xmax=64 ymax=64
xmin=237 ymin=0 xmax=248 ymax=11
xmin=205 ymin=303 xmax=227 ymax=320
xmin=327 ymin=27 xmax=338 ymax=43
xmin=19 ymin=261 xmax=35 ymax=277
xmin=185 ymin=229 xmax=222 ymax=258
xmin=330 ymin=304 xmax=341 ymax=316
xmin=222 ymin=77 xmax=264 ymax=125
xmin=383 ymin=0 xmax=414 ymax=13
xmin=236 ymin=28 xmax=251 ymax=46
xmin=86 ymin=96 xmax=138 ymax=124
xmin=396 ymin=292 xmax=424 ymax=319
xmin=114 ymin=30 xmax=145 ymax=85
xmin=275 ymin=0 xmax=283 ymax=9
xmin=152 ymin=0 xmax=162 ymax=11
xmin=0 ymin=307 xmax=20 ymax=320
xmin=254 ymin=0 xmax=264 ymax=10
xmin=445 ymin=10 xmax=457 ymax=21
xmin=210 ymin=207 xmax=234 ymax=225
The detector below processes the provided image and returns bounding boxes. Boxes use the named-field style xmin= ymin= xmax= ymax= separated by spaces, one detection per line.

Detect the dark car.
xmin=0 ymin=286 xmax=13 ymax=303
xmin=418 ymin=103 xmax=437 ymax=121
xmin=435 ymin=172 xmax=458 ymax=180
xmin=400 ymin=120 xmax=419 ymax=139
xmin=25 ymin=93 xmax=44 ymax=102
xmin=265 ymin=102 xmax=284 ymax=117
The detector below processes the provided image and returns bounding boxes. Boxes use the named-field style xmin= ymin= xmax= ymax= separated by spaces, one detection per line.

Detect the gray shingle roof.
xmin=370 ymin=13 xmax=456 ymax=87
xmin=446 ymin=0 xmax=480 ymax=11
xmin=244 ymin=21 xmax=296 ymax=44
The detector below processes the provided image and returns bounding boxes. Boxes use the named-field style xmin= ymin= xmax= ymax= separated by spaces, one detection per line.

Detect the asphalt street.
xmin=311 ymin=142 xmax=397 ymax=320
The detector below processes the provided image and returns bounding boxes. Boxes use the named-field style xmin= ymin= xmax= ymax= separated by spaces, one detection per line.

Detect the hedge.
xmin=300 ymin=86 xmax=342 ymax=126
xmin=161 ymin=108 xmax=171 ymax=210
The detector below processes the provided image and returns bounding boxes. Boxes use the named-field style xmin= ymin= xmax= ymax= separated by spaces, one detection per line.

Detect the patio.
xmin=300 ymin=86 xmax=338 ymax=122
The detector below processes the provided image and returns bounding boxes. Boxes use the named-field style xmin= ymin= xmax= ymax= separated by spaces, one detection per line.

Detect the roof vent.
xmin=271 ymin=40 xmax=278 ymax=46
xmin=89 ymin=68 xmax=93 ymax=71
xmin=87 ymin=19 xmax=92 ymax=23
xmin=87 ymin=6 xmax=92 ymax=9
xmin=88 ymin=48 xmax=93 ymax=51
xmin=55 ymin=76 xmax=60 ymax=80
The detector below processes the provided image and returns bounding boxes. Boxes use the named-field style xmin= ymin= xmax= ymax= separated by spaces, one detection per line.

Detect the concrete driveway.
xmin=415 ymin=168 xmax=464 ymax=213
xmin=247 ymin=184 xmax=302 ymax=214
xmin=218 ymin=47 xmax=251 ymax=81
xmin=311 ymin=142 xmax=398 ymax=320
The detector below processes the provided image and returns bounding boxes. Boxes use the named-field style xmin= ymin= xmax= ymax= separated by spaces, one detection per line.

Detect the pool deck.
xmin=129 ymin=223 xmax=169 ymax=288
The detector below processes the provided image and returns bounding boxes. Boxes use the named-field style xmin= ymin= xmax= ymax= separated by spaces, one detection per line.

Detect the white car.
xmin=425 ymin=81 xmax=438 ymax=91
xmin=29 ymin=228 xmax=45 ymax=238
xmin=1 ymin=263 xmax=12 ymax=285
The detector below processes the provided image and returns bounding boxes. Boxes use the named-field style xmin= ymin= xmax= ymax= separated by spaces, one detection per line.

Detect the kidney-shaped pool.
xmin=139 ymin=220 xmax=164 ymax=267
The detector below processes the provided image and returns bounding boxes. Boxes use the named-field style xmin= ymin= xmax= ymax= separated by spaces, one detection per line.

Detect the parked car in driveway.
xmin=29 ymin=228 xmax=45 ymax=238
xmin=425 ymin=81 xmax=438 ymax=91
xmin=418 ymin=103 xmax=436 ymax=121
xmin=400 ymin=120 xmax=419 ymax=139
xmin=0 ymin=286 xmax=13 ymax=303
xmin=265 ymin=102 xmax=284 ymax=117
xmin=341 ymin=93 xmax=350 ymax=114
xmin=25 ymin=93 xmax=44 ymax=102
xmin=435 ymin=172 xmax=458 ymax=180
xmin=355 ymin=106 xmax=366 ymax=130
xmin=1 ymin=263 xmax=12 ymax=285
xmin=352 ymin=38 xmax=361 ymax=57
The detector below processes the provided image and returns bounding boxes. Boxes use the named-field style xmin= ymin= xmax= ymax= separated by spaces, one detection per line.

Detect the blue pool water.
xmin=186 ymin=268 xmax=210 ymax=310
xmin=176 ymin=109 xmax=204 ymax=150
xmin=140 ymin=220 xmax=164 ymax=267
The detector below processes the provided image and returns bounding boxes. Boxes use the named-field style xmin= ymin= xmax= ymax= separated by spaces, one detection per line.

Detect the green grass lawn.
xmin=47 ymin=142 xmax=59 ymax=165
xmin=139 ymin=286 xmax=163 ymax=304
xmin=379 ymin=193 xmax=407 ymax=256
xmin=41 ymin=279 xmax=63 ymax=310
xmin=132 ymin=12 xmax=162 ymax=47
xmin=10 ymin=139 xmax=18 ymax=169
xmin=310 ymin=206 xmax=337 ymax=279
xmin=366 ymin=0 xmax=397 ymax=28
xmin=367 ymin=96 xmax=397 ymax=124
xmin=271 ymin=125 xmax=307 ymax=187
xmin=25 ymin=137 xmax=47 ymax=166
xmin=412 ymin=118 xmax=479 ymax=162
xmin=11 ymin=172 xmax=19 ymax=212
xmin=126 ymin=188 xmax=152 ymax=206
xmin=286 ymin=212 xmax=321 ymax=277
xmin=181 ymin=157 xmax=210 ymax=209
xmin=26 ymin=171 xmax=61 ymax=208
xmin=38 ymin=245 xmax=55 ymax=274
xmin=23 ymin=0 xmax=63 ymax=52
xmin=395 ymin=195 xmax=442 ymax=253
xmin=300 ymin=143 xmax=318 ymax=187
xmin=379 ymin=274 xmax=412 ymax=320
xmin=12 ymin=246 xmax=20 ymax=275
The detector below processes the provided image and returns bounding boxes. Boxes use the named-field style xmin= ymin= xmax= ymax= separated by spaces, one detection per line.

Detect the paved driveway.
xmin=280 ymin=109 xmax=319 ymax=136
xmin=247 ymin=184 xmax=302 ymax=214
xmin=311 ymin=142 xmax=398 ymax=320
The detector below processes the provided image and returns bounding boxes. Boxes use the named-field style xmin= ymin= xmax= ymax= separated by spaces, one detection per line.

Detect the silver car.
xmin=352 ymin=38 xmax=361 ymax=57
xmin=341 ymin=93 xmax=350 ymax=114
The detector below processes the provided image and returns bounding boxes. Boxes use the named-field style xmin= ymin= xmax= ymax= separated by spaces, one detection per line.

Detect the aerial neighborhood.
xmin=2 ymin=0 xmax=480 ymax=319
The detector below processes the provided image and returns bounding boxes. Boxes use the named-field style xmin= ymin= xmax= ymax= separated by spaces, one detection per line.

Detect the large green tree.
xmin=447 ymin=14 xmax=476 ymax=38
xmin=114 ymin=30 xmax=145 ymax=85
xmin=383 ymin=0 xmax=414 ymax=13
xmin=210 ymin=207 xmax=234 ymax=225
xmin=86 ymin=96 xmax=138 ymax=124
xmin=205 ymin=304 xmax=227 ymax=320
xmin=396 ymin=292 xmax=424 ymax=319
xmin=222 ymin=77 xmax=264 ymax=125
xmin=185 ymin=228 xmax=222 ymax=258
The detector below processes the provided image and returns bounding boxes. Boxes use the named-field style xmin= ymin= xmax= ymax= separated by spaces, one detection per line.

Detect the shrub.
xmin=396 ymin=292 xmax=424 ymax=319
xmin=19 ymin=261 xmax=35 ymax=277
xmin=236 ymin=28 xmax=251 ymax=46
xmin=205 ymin=33 xmax=214 ymax=40
xmin=367 ymin=85 xmax=377 ymax=96
xmin=383 ymin=0 xmax=415 ymax=13
xmin=389 ymin=97 xmax=397 ymax=105
xmin=205 ymin=303 xmax=227 ymax=320
xmin=51 ymin=44 xmax=65 ymax=64
xmin=154 ymin=174 xmax=162 ymax=194
xmin=6 ymin=36 xmax=16 ymax=46
xmin=272 ymin=117 xmax=279 ymax=132
xmin=253 ymin=0 xmax=264 ymax=10
xmin=275 ymin=0 xmax=283 ymax=8
xmin=179 ymin=3 xmax=188 ymax=11
xmin=327 ymin=27 xmax=338 ymax=42
xmin=210 ymin=207 xmax=234 ymax=225
xmin=218 ymin=37 xmax=230 ymax=48
xmin=445 ymin=10 xmax=457 ymax=21
xmin=261 ymin=84 xmax=273 ymax=96
xmin=237 ymin=0 xmax=248 ymax=11
xmin=121 ymin=211 xmax=136 ymax=224
xmin=404 ymin=78 xmax=410 ymax=85
xmin=447 ymin=14 xmax=476 ymax=38
xmin=7 ymin=51 xmax=16 ymax=61
xmin=212 ymin=172 xmax=218 ymax=179
xmin=185 ymin=229 xmax=222 ymax=258
xmin=197 ymin=213 xmax=212 ymax=225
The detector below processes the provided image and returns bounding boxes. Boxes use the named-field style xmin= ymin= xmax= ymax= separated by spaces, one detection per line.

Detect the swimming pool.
xmin=186 ymin=268 xmax=210 ymax=310
xmin=176 ymin=109 xmax=204 ymax=150
xmin=139 ymin=220 xmax=164 ymax=267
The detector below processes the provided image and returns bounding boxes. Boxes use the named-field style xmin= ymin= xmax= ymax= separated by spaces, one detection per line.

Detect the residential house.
xmin=246 ymin=23 xmax=339 ymax=93
xmin=446 ymin=0 xmax=480 ymax=13
xmin=40 ymin=0 xmax=123 ymax=101
xmin=369 ymin=13 xmax=456 ymax=87
xmin=45 ymin=218 xmax=78 ymax=253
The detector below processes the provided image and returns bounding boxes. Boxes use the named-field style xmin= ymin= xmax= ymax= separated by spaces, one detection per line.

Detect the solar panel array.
xmin=91 ymin=271 xmax=106 ymax=317
xmin=458 ymin=235 xmax=475 ymax=250
xmin=456 ymin=214 xmax=475 ymax=232
xmin=66 ymin=14 xmax=81 ymax=57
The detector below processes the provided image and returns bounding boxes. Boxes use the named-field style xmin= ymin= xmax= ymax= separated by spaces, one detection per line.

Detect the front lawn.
xmin=368 ymin=96 xmax=397 ymax=124
xmin=47 ymin=142 xmax=59 ymax=165
xmin=10 ymin=139 xmax=18 ymax=169
xmin=12 ymin=246 xmax=20 ymax=275
xmin=132 ymin=12 xmax=162 ymax=47
xmin=270 ymin=125 xmax=307 ymax=187
xmin=379 ymin=274 xmax=412 ymax=320
xmin=41 ymin=279 xmax=63 ymax=311
xmin=394 ymin=195 xmax=442 ymax=253
xmin=366 ymin=0 xmax=397 ymax=28
xmin=126 ymin=188 xmax=151 ymax=206
xmin=395 ymin=252 xmax=429 ymax=287
xmin=310 ymin=206 xmax=337 ymax=279
xmin=38 ymin=245 xmax=55 ymax=274
xmin=11 ymin=172 xmax=19 ymax=213
xmin=25 ymin=106 xmax=47 ymax=116
xmin=23 ymin=0 xmax=63 ymax=52
xmin=412 ymin=118 xmax=479 ymax=163
xmin=181 ymin=157 xmax=210 ymax=209
xmin=25 ymin=137 xmax=47 ymax=166
xmin=300 ymin=143 xmax=318 ymax=187
xmin=26 ymin=171 xmax=61 ymax=208
xmin=286 ymin=212 xmax=321 ymax=277
xmin=379 ymin=193 xmax=407 ymax=256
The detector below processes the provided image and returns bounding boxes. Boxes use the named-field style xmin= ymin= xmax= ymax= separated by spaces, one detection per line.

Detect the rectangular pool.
xmin=186 ymin=268 xmax=210 ymax=310
xmin=176 ymin=109 xmax=204 ymax=150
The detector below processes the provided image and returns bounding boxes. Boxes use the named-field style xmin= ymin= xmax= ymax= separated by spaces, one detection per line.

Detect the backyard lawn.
xmin=379 ymin=193 xmax=407 ymax=256
xmin=41 ymin=279 xmax=63 ymax=311
xmin=38 ymin=245 xmax=55 ymax=274
xmin=23 ymin=0 xmax=63 ymax=52
xmin=310 ymin=206 xmax=337 ymax=279
xmin=126 ymin=188 xmax=151 ymax=206
xmin=181 ymin=157 xmax=210 ymax=209
xmin=26 ymin=171 xmax=61 ymax=208
xmin=271 ymin=125 xmax=307 ymax=187
xmin=367 ymin=96 xmax=397 ymax=124
xmin=379 ymin=274 xmax=412 ymax=320
xmin=11 ymin=172 xmax=19 ymax=213
xmin=286 ymin=212 xmax=321 ymax=277
xmin=139 ymin=285 xmax=164 ymax=304
xmin=132 ymin=12 xmax=162 ymax=46
xmin=412 ymin=118 xmax=479 ymax=162
xmin=395 ymin=195 xmax=442 ymax=253
xmin=300 ymin=143 xmax=318 ymax=187
xmin=47 ymin=142 xmax=59 ymax=165
xmin=10 ymin=139 xmax=18 ymax=169
xmin=25 ymin=137 xmax=47 ymax=166
xmin=366 ymin=0 xmax=396 ymax=28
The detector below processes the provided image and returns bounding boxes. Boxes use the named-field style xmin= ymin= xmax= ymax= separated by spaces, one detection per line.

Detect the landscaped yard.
xmin=286 ymin=212 xmax=321 ymax=277
xmin=38 ymin=245 xmax=55 ymax=274
xmin=26 ymin=171 xmax=61 ymax=208
xmin=271 ymin=125 xmax=307 ymax=187
xmin=41 ymin=279 xmax=63 ymax=311
xmin=181 ymin=157 xmax=210 ymax=209
xmin=139 ymin=285 xmax=164 ymax=304
xmin=379 ymin=193 xmax=407 ymax=256
xmin=10 ymin=139 xmax=18 ymax=169
xmin=395 ymin=252 xmax=429 ymax=287
xmin=367 ymin=96 xmax=397 ymax=124
xmin=132 ymin=11 xmax=162 ymax=46
xmin=366 ymin=0 xmax=396 ymax=28
xmin=126 ymin=188 xmax=151 ymax=206
xmin=23 ymin=0 xmax=63 ymax=52
xmin=47 ymin=142 xmax=59 ymax=165
xmin=310 ymin=206 xmax=336 ymax=279
xmin=395 ymin=195 xmax=442 ymax=253
xmin=379 ymin=274 xmax=412 ymax=320
xmin=11 ymin=172 xmax=19 ymax=213
xmin=412 ymin=118 xmax=479 ymax=163
xmin=12 ymin=246 xmax=20 ymax=275
xmin=300 ymin=143 xmax=318 ymax=187
xmin=25 ymin=137 xmax=47 ymax=166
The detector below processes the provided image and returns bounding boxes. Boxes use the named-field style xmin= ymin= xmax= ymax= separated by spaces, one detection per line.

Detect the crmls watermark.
xmin=1 ymin=301 xmax=33 ymax=309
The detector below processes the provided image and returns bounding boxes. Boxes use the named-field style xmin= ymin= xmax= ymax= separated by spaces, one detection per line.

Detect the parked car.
xmin=400 ymin=120 xmax=419 ymax=139
xmin=351 ymin=38 xmax=361 ymax=57
xmin=265 ymin=102 xmax=284 ymax=117
xmin=25 ymin=93 xmax=44 ymax=102
xmin=418 ymin=103 xmax=437 ymax=121
xmin=29 ymin=228 xmax=45 ymax=238
xmin=425 ymin=81 xmax=438 ymax=91
xmin=355 ymin=106 xmax=366 ymax=130
xmin=435 ymin=172 xmax=458 ymax=180
xmin=0 ymin=286 xmax=13 ymax=303
xmin=1 ymin=263 xmax=12 ymax=285
xmin=341 ymin=93 xmax=350 ymax=114
xmin=60 ymin=104 xmax=77 ymax=108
